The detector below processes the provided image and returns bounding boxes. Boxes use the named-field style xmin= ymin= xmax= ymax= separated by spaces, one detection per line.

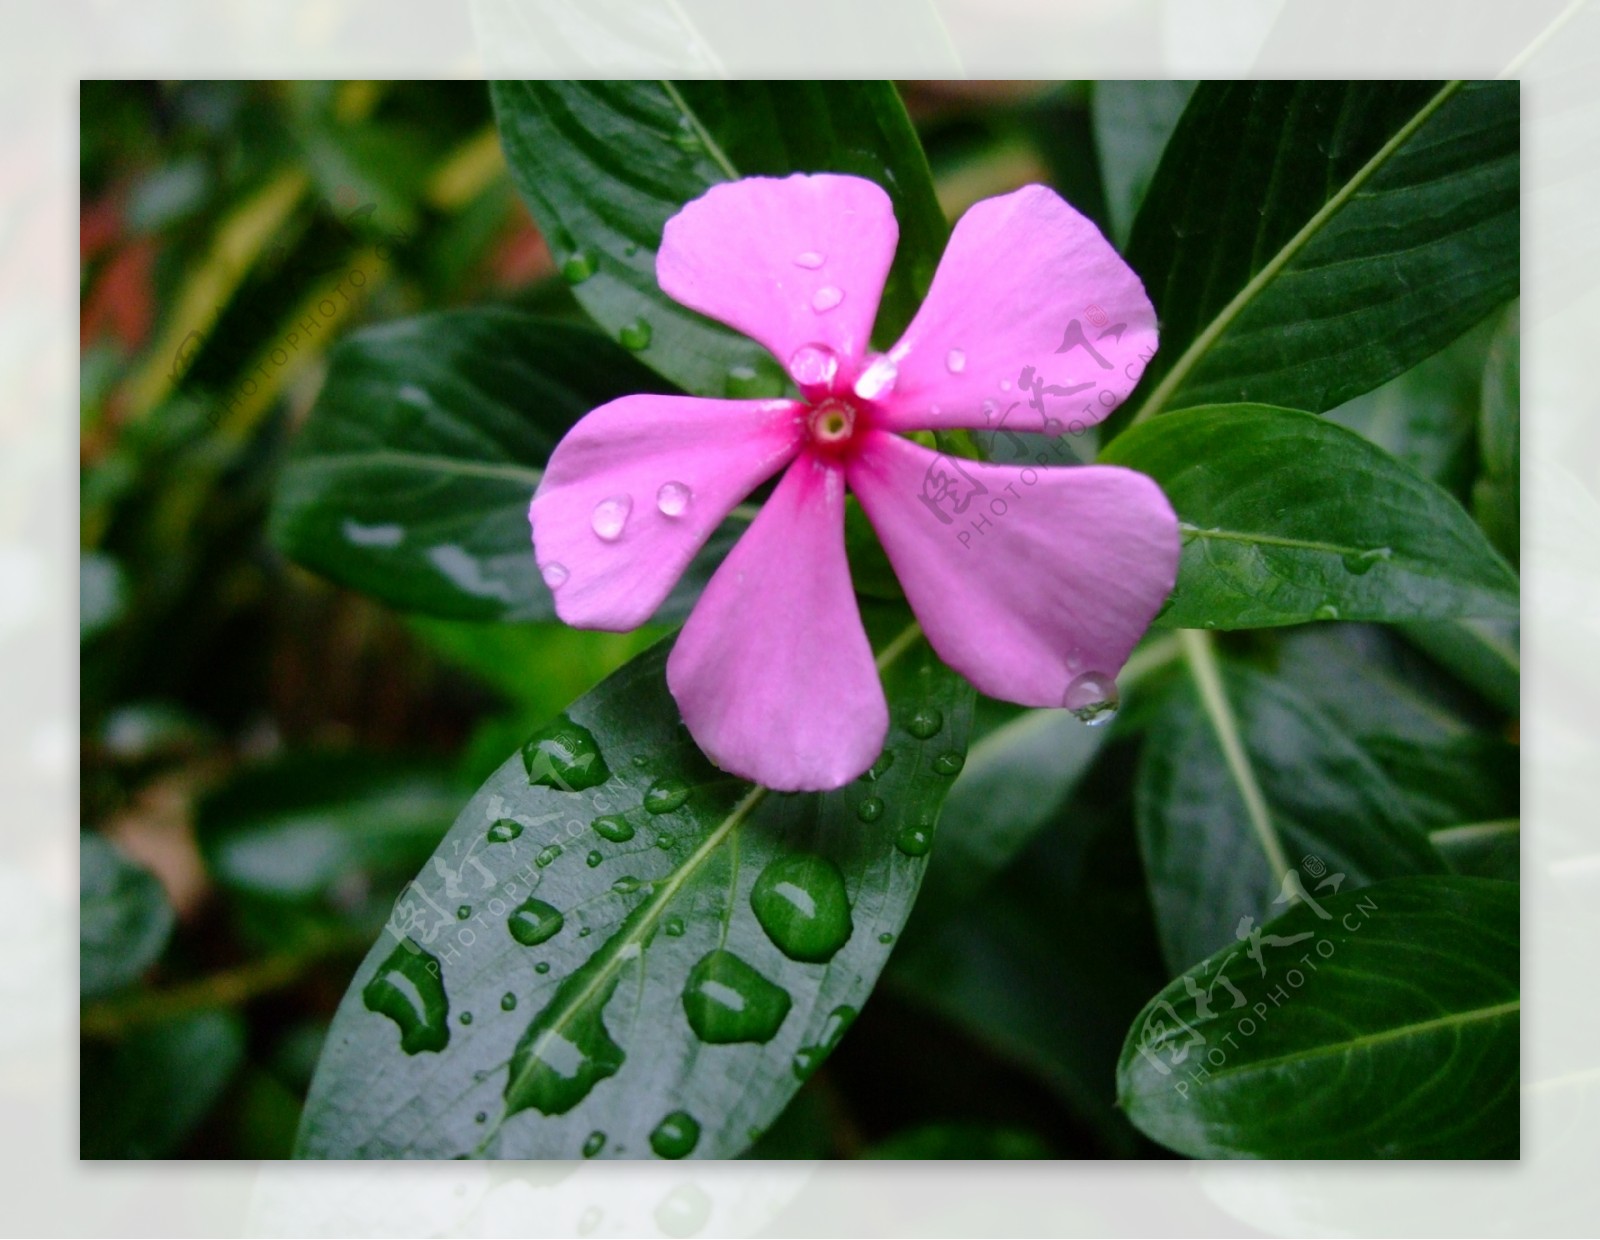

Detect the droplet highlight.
xmin=854 ymin=355 xmax=899 ymax=401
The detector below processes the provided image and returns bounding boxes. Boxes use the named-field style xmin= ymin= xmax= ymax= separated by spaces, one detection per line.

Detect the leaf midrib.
xmin=1127 ymin=81 xmax=1465 ymax=425
xmin=492 ymin=621 xmax=924 ymax=1137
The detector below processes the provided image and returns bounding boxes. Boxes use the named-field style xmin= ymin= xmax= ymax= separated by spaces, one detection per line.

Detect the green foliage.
xmin=80 ymin=832 xmax=175 ymax=999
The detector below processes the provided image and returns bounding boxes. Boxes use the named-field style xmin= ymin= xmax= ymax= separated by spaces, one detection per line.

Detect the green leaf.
xmin=1398 ymin=617 xmax=1520 ymax=715
xmin=79 ymin=552 xmax=127 ymax=643
xmin=295 ymin=615 xmax=974 ymax=1159
xmin=866 ymin=1123 xmax=1052 ymax=1159
xmin=1122 ymin=81 xmax=1518 ymax=421
xmin=1091 ymin=80 xmax=1194 ymax=246
xmin=1474 ymin=301 xmax=1520 ymax=565
xmin=1101 ymin=404 xmax=1519 ymax=629
xmin=80 ymin=831 xmax=175 ymax=999
xmin=490 ymin=81 xmax=946 ymax=397
xmin=1117 ymin=876 xmax=1518 ymax=1158
xmin=1137 ymin=635 xmax=1447 ymax=972
xmin=270 ymin=307 xmax=737 ymax=623
xmin=81 ymin=1010 xmax=247 ymax=1157
xmin=1430 ymin=820 xmax=1520 ymax=882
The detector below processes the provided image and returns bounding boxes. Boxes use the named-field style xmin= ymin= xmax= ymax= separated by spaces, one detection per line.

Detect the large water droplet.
xmin=1064 ymin=672 xmax=1120 ymax=726
xmin=681 ymin=949 xmax=792 ymax=1043
xmin=487 ymin=818 xmax=523 ymax=844
xmin=541 ymin=562 xmax=569 ymax=590
xmin=794 ymin=250 xmax=825 ymax=269
xmin=945 ymin=348 xmax=966 ymax=374
xmin=619 ymin=318 xmax=653 ymax=351
xmin=591 ymin=495 xmax=632 ymax=542
xmin=362 ymin=938 xmax=450 ymax=1055
xmin=560 ymin=250 xmax=598 ymax=284
xmin=854 ymin=355 xmax=899 ymax=401
xmin=592 ymin=813 xmax=634 ymax=843
xmin=1342 ymin=546 xmax=1392 ymax=575
xmin=895 ymin=818 xmax=934 ymax=857
xmin=522 ymin=716 xmax=611 ymax=790
xmin=507 ymin=897 xmax=565 ymax=946
xmin=750 ymin=854 xmax=854 ymax=963
xmin=856 ymin=796 xmax=884 ymax=823
xmin=582 ymin=1130 xmax=606 ymax=1158
xmin=789 ymin=343 xmax=839 ymax=387
xmin=932 ymin=752 xmax=965 ymax=776
xmin=811 ymin=285 xmax=844 ymax=313
xmin=656 ymin=481 xmax=691 ymax=518
xmin=792 ymin=1005 xmax=857 ymax=1081
xmin=907 ymin=707 xmax=943 ymax=740
xmin=644 ymin=776 xmax=690 ymax=814
xmin=505 ymin=965 xmax=625 ymax=1117
xmin=649 ymin=1110 xmax=702 ymax=1159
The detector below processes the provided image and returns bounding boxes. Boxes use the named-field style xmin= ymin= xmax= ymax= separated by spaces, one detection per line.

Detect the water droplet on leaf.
xmin=649 ymin=1110 xmax=702 ymax=1159
xmin=456 ymin=904 xmax=471 ymax=920
xmin=582 ymin=1130 xmax=605 ymax=1158
xmin=505 ymin=965 xmax=625 ymax=1117
xmin=535 ymin=961 xmax=551 ymax=975
xmin=644 ymin=776 xmax=690 ymax=814
xmin=522 ymin=716 xmax=610 ymax=791
xmin=856 ymin=796 xmax=884 ymax=822
xmin=664 ymin=915 xmax=685 ymax=937
xmin=619 ymin=318 xmax=653 ymax=350
xmin=907 ymin=708 xmax=943 ymax=739
xmin=560 ymin=250 xmax=598 ymax=284
xmin=459 ymin=1010 xmax=473 ymax=1025
xmin=586 ymin=850 xmax=603 ymax=868
xmin=867 ymin=750 xmax=895 ymax=780
xmin=507 ymin=898 xmax=565 ymax=947
xmin=1342 ymin=546 xmax=1392 ymax=575
xmin=681 ymin=949 xmax=792 ymax=1043
xmin=895 ymin=819 xmax=934 ymax=857
xmin=487 ymin=818 xmax=522 ymax=844
xmin=750 ymin=854 xmax=854 ymax=963
xmin=792 ymin=1005 xmax=857 ymax=1080
xmin=932 ymin=752 xmax=965 ymax=776
xmin=535 ymin=844 xmax=562 ymax=867
xmin=501 ymin=992 xmax=517 ymax=1011
xmin=362 ymin=938 xmax=450 ymax=1055
xmin=592 ymin=814 xmax=634 ymax=843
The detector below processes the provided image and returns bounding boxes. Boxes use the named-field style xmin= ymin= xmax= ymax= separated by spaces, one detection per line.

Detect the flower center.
xmin=805 ymin=398 xmax=865 ymax=460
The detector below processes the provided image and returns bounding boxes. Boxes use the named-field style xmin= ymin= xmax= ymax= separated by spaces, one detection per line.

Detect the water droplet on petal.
xmin=656 ymin=481 xmax=691 ymax=518
xmin=789 ymin=343 xmax=839 ymax=387
xmin=794 ymin=251 xmax=825 ymax=269
xmin=945 ymin=348 xmax=966 ymax=374
xmin=591 ymin=495 xmax=632 ymax=542
xmin=907 ymin=708 xmax=943 ymax=740
xmin=750 ymin=854 xmax=854 ymax=962
xmin=681 ymin=949 xmax=792 ymax=1043
xmin=644 ymin=776 xmax=690 ymax=814
xmin=508 ymin=898 xmax=564 ymax=946
xmin=856 ymin=796 xmax=884 ymax=822
xmin=541 ymin=562 xmax=569 ymax=590
xmin=619 ymin=318 xmax=653 ymax=350
xmin=1064 ymin=672 xmax=1120 ymax=726
xmin=362 ymin=938 xmax=450 ymax=1054
xmin=650 ymin=1110 xmax=702 ymax=1159
xmin=811 ymin=285 xmax=844 ymax=313
xmin=854 ymin=355 xmax=899 ymax=401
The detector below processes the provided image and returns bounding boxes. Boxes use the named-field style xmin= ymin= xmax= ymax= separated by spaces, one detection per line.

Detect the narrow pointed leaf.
xmin=1117 ymin=876 xmax=1518 ymax=1158
xmin=490 ymin=81 xmax=946 ymax=397
xmin=295 ymin=618 xmax=973 ymax=1158
xmin=1101 ymin=404 xmax=1519 ymax=629
xmin=1122 ymin=80 xmax=1518 ymax=420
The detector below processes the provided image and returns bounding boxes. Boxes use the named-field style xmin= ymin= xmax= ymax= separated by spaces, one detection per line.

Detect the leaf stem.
xmin=1178 ymin=629 xmax=1291 ymax=888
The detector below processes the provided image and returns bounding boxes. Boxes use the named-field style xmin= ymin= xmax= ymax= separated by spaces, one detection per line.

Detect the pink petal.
xmin=667 ymin=458 xmax=886 ymax=792
xmin=530 ymin=395 xmax=803 ymax=630
xmin=847 ymin=432 xmax=1178 ymax=706
xmin=657 ymin=174 xmax=897 ymax=399
xmin=872 ymin=184 xmax=1158 ymax=436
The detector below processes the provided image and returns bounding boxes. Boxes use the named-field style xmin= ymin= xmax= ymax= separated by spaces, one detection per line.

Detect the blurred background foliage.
xmin=79 ymin=80 xmax=1514 ymax=1160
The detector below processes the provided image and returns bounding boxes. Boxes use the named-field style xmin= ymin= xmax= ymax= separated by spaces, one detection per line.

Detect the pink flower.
xmin=530 ymin=175 xmax=1178 ymax=792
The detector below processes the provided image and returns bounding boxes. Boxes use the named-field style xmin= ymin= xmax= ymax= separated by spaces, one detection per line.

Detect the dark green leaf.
xmin=1398 ymin=617 xmax=1520 ymax=715
xmin=1474 ymin=301 xmax=1520 ymax=565
xmin=295 ymin=616 xmax=973 ymax=1159
xmin=270 ymin=308 xmax=741 ymax=623
xmin=1122 ymin=81 xmax=1518 ymax=420
xmin=1136 ymin=640 xmax=1446 ymax=972
xmin=1091 ymin=80 xmax=1194 ymax=246
xmin=1430 ymin=820 xmax=1519 ymax=882
xmin=80 ymin=831 xmax=175 ymax=999
xmin=1101 ymin=404 xmax=1519 ymax=629
xmin=1117 ymin=876 xmax=1518 ymax=1158
xmin=866 ymin=1123 xmax=1052 ymax=1159
xmin=490 ymin=81 xmax=946 ymax=397
xmin=81 ymin=1011 xmax=246 ymax=1157
xmin=79 ymin=552 xmax=127 ymax=643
